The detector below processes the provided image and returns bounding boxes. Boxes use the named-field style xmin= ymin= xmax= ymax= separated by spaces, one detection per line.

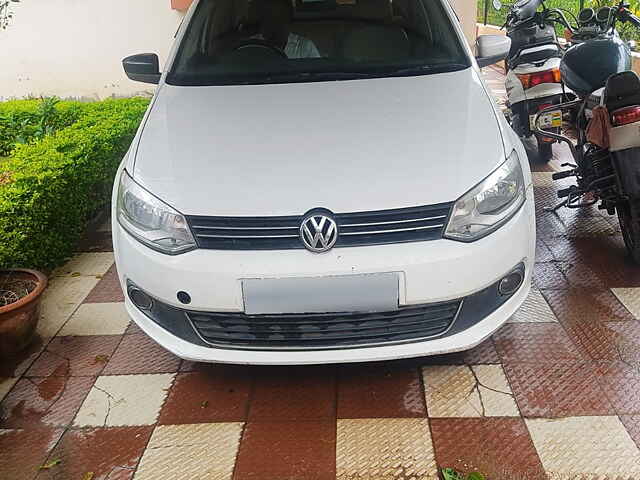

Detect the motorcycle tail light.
xmin=517 ymin=68 xmax=562 ymax=89
xmin=612 ymin=105 xmax=640 ymax=126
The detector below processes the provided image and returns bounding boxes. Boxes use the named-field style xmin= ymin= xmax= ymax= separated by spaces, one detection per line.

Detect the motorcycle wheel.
xmin=537 ymin=140 xmax=553 ymax=163
xmin=618 ymin=201 xmax=640 ymax=264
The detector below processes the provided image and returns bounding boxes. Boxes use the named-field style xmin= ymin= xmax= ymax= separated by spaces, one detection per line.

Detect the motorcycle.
xmin=536 ymin=1 xmax=640 ymax=262
xmin=495 ymin=0 xmax=575 ymax=161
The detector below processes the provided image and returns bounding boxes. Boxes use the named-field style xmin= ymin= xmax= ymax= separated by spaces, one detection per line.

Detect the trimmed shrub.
xmin=0 ymin=97 xmax=149 ymax=270
xmin=0 ymin=98 xmax=86 ymax=157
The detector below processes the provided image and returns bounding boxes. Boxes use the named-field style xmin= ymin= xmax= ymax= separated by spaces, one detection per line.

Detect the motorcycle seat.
xmin=605 ymin=71 xmax=640 ymax=111
xmin=508 ymin=44 xmax=561 ymax=69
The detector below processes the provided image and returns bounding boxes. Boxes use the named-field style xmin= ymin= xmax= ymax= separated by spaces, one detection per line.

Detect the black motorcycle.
xmin=536 ymin=1 xmax=640 ymax=261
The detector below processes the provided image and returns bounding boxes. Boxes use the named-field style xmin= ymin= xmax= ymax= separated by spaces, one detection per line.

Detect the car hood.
xmin=132 ymin=68 xmax=505 ymax=216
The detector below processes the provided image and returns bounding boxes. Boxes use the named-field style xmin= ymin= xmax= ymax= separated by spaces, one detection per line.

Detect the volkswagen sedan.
xmin=114 ymin=0 xmax=534 ymax=364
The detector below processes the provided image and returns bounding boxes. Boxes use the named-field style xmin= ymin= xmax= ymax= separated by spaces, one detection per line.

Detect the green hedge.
xmin=0 ymin=97 xmax=149 ymax=270
xmin=477 ymin=0 xmax=640 ymax=44
xmin=0 ymin=98 xmax=86 ymax=157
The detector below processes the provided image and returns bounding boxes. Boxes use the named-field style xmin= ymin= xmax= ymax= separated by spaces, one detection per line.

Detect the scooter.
xmin=495 ymin=0 xmax=574 ymax=161
xmin=536 ymin=1 xmax=640 ymax=263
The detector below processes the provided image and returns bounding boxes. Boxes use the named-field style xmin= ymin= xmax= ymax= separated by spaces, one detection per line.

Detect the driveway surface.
xmin=3 ymin=67 xmax=640 ymax=479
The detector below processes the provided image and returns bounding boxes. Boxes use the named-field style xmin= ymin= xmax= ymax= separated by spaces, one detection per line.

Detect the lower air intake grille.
xmin=187 ymin=300 xmax=462 ymax=350
xmin=186 ymin=202 xmax=453 ymax=250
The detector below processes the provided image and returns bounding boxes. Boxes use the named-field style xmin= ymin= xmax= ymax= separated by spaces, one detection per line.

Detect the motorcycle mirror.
xmin=493 ymin=0 xmax=503 ymax=10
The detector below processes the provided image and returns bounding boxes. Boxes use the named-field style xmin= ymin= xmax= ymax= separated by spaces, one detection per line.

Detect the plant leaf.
xmin=82 ymin=472 xmax=94 ymax=480
xmin=467 ymin=473 xmax=486 ymax=480
xmin=39 ymin=459 xmax=61 ymax=470
xmin=441 ymin=468 xmax=464 ymax=480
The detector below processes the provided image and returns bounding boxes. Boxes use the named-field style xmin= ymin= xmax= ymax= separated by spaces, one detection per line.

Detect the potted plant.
xmin=0 ymin=269 xmax=47 ymax=357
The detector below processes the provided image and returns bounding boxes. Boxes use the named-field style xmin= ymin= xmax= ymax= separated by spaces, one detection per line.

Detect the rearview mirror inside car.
xmin=475 ymin=35 xmax=511 ymax=68
xmin=123 ymin=53 xmax=161 ymax=84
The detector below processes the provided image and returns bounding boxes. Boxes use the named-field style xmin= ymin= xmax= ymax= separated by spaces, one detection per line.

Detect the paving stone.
xmin=422 ymin=338 xmax=500 ymax=366
xmin=235 ymin=420 xmax=335 ymax=480
xmin=73 ymin=374 xmax=174 ymax=427
xmin=0 ymin=334 xmax=48 ymax=377
xmin=38 ymin=275 xmax=100 ymax=338
xmin=509 ymin=288 xmax=558 ymax=323
xmin=0 ymin=377 xmax=17 ymax=403
xmin=619 ymin=415 xmax=640 ymax=450
xmin=532 ymin=262 xmax=569 ymax=289
xmin=59 ymin=303 xmax=130 ymax=336
xmin=124 ymin=321 xmax=143 ymax=335
xmin=135 ymin=423 xmax=243 ymax=480
xmin=0 ymin=376 xmax=94 ymax=428
xmin=554 ymin=236 xmax=640 ymax=288
xmin=0 ymin=428 xmax=65 ymax=480
xmin=337 ymin=364 xmax=425 ymax=419
xmin=336 ymin=418 xmax=437 ymax=480
xmin=430 ymin=418 xmax=546 ymax=480
xmin=503 ymin=362 xmax=614 ymax=418
xmin=26 ymin=335 xmax=121 ymax=377
xmin=493 ymin=323 xmax=583 ymax=363
xmin=84 ymin=264 xmax=124 ymax=304
xmin=559 ymin=318 xmax=640 ymax=363
xmin=526 ymin=416 xmax=640 ymax=478
xmin=52 ymin=252 xmax=115 ymax=278
xmin=102 ymin=333 xmax=180 ymax=375
xmin=593 ymin=360 xmax=640 ymax=415
xmin=422 ymin=365 xmax=518 ymax=418
xmin=612 ymin=287 xmax=640 ymax=319
xmin=35 ymin=426 xmax=153 ymax=480
xmin=159 ymin=370 xmax=250 ymax=424
xmin=250 ymin=366 xmax=335 ymax=421
xmin=543 ymin=288 xmax=636 ymax=324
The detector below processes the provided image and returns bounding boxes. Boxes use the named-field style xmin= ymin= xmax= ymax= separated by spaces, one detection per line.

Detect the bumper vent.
xmin=187 ymin=300 xmax=462 ymax=350
xmin=186 ymin=203 xmax=453 ymax=250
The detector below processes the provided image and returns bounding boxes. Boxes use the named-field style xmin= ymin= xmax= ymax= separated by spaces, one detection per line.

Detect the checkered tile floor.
xmin=4 ymin=67 xmax=640 ymax=479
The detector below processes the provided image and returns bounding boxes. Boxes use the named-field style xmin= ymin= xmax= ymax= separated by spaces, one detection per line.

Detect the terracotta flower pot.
xmin=0 ymin=269 xmax=47 ymax=358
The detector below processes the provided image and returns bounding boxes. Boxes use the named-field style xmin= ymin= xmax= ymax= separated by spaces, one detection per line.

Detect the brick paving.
xmin=3 ymin=67 xmax=640 ymax=478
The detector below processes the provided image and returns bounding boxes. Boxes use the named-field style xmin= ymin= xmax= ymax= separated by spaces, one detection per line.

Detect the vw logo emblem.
xmin=300 ymin=213 xmax=338 ymax=253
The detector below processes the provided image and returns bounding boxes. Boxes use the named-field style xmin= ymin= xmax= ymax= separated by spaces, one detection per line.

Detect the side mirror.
xmin=475 ymin=35 xmax=511 ymax=68
xmin=493 ymin=0 xmax=503 ymax=10
xmin=123 ymin=53 xmax=161 ymax=84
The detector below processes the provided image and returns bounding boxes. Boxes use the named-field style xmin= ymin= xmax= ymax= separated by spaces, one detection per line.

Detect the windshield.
xmin=167 ymin=0 xmax=470 ymax=86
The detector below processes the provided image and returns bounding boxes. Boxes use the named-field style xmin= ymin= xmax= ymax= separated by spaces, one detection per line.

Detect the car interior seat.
xmin=340 ymin=0 xmax=410 ymax=62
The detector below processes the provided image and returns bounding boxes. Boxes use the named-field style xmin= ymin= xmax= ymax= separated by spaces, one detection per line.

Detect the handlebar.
xmin=625 ymin=12 xmax=640 ymax=29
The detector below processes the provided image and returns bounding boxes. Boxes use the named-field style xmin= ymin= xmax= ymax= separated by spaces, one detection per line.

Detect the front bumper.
xmin=113 ymin=188 xmax=535 ymax=365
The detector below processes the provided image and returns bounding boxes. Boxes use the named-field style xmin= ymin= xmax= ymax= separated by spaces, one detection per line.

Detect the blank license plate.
xmin=242 ymin=273 xmax=400 ymax=315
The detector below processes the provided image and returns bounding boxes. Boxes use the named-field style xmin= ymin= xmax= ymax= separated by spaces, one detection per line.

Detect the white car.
xmin=114 ymin=0 xmax=534 ymax=365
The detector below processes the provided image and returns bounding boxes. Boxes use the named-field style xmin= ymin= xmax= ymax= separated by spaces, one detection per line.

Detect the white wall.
xmin=450 ymin=0 xmax=477 ymax=47
xmin=0 ymin=0 xmax=478 ymax=100
xmin=0 ymin=0 xmax=184 ymax=100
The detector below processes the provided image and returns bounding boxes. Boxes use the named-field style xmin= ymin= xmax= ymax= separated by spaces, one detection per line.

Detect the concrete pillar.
xmin=449 ymin=0 xmax=477 ymax=48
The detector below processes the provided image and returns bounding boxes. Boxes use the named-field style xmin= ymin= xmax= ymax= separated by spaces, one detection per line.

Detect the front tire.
xmin=618 ymin=201 xmax=640 ymax=264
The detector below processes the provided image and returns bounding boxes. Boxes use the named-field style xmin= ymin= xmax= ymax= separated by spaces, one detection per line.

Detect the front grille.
xmin=187 ymin=300 xmax=462 ymax=350
xmin=186 ymin=203 xmax=453 ymax=250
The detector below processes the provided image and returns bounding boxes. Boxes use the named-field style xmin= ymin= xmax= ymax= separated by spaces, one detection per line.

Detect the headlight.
xmin=117 ymin=170 xmax=196 ymax=255
xmin=445 ymin=151 xmax=525 ymax=242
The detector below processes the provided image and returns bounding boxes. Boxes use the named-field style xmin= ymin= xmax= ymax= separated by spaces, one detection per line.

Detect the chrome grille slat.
xmin=341 ymin=224 xmax=444 ymax=236
xmin=186 ymin=202 xmax=453 ymax=250
xmin=341 ymin=215 xmax=447 ymax=227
